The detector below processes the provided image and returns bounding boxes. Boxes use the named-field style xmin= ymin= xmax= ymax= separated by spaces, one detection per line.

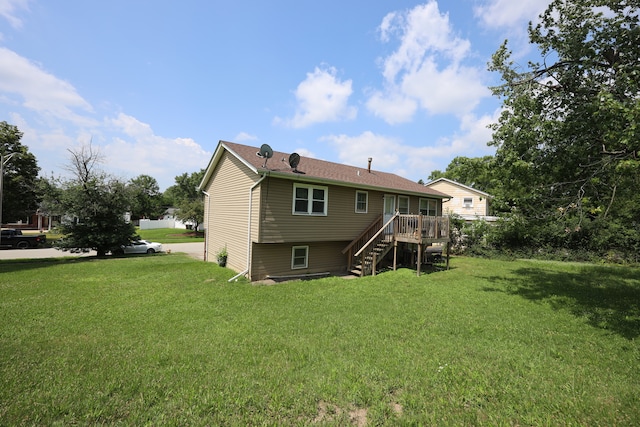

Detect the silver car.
xmin=122 ymin=240 xmax=163 ymax=254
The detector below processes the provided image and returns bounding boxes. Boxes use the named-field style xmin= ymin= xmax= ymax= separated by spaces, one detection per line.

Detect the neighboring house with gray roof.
xmin=198 ymin=141 xmax=451 ymax=281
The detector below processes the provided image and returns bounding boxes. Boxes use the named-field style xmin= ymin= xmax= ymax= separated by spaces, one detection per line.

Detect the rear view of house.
xmin=199 ymin=141 xmax=451 ymax=281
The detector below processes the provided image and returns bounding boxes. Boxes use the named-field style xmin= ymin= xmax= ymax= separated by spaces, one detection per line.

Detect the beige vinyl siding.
xmin=428 ymin=181 xmax=488 ymax=216
xmin=203 ymin=152 xmax=260 ymax=272
xmin=250 ymin=241 xmax=349 ymax=281
xmin=258 ymin=178 xmax=385 ymax=243
xmin=257 ymin=178 xmax=443 ymax=243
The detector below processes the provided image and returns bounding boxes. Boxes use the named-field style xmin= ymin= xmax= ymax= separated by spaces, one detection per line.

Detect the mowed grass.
xmin=137 ymin=228 xmax=204 ymax=243
xmin=1 ymin=255 xmax=638 ymax=425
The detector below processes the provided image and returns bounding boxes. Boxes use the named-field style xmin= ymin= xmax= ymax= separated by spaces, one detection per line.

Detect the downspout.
xmin=228 ymin=173 xmax=267 ymax=282
xmin=201 ymin=190 xmax=211 ymax=261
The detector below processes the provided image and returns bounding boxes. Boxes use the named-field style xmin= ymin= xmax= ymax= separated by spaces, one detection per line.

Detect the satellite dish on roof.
xmin=256 ymin=144 xmax=273 ymax=167
xmin=289 ymin=153 xmax=300 ymax=169
xmin=288 ymin=152 xmax=305 ymax=174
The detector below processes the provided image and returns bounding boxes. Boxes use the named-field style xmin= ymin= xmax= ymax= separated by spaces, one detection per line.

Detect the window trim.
xmin=291 ymin=245 xmax=309 ymax=269
xmin=355 ymin=190 xmax=368 ymax=214
xmin=463 ymin=197 xmax=473 ymax=209
xmin=292 ymin=183 xmax=328 ymax=216
xmin=398 ymin=196 xmax=410 ymax=214
xmin=419 ymin=198 xmax=437 ymax=216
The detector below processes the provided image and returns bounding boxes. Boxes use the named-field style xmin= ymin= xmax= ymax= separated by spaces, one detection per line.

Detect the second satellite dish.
xmin=288 ymin=152 xmax=305 ymax=174
xmin=289 ymin=153 xmax=300 ymax=169
xmin=256 ymin=144 xmax=273 ymax=167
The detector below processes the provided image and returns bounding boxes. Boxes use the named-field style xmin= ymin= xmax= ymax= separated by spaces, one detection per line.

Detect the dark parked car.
xmin=0 ymin=229 xmax=47 ymax=249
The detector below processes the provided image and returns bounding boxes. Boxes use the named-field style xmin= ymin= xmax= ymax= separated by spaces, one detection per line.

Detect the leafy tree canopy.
xmin=489 ymin=0 xmax=640 ymax=223
xmin=163 ymin=169 xmax=205 ymax=231
xmin=0 ymin=121 xmax=40 ymax=223
xmin=164 ymin=169 xmax=205 ymax=206
xmin=486 ymin=0 xmax=640 ymax=257
xmin=55 ymin=144 xmax=137 ymax=256
xmin=128 ymin=174 xmax=164 ymax=219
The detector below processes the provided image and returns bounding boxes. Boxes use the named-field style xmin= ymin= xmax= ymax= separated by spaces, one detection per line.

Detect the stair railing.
xmin=352 ymin=213 xmax=398 ymax=276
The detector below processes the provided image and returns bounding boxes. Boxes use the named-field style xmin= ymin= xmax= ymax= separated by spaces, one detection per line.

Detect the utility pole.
xmin=0 ymin=152 xmax=18 ymax=247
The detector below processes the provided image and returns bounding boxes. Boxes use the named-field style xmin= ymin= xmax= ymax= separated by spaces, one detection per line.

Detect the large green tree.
xmin=164 ymin=169 xmax=205 ymax=231
xmin=128 ymin=174 xmax=164 ymax=220
xmin=55 ymin=144 xmax=137 ymax=256
xmin=0 ymin=122 xmax=40 ymax=223
xmin=488 ymin=0 xmax=640 ymax=255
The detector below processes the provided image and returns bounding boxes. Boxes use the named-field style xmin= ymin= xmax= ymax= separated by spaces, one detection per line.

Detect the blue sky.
xmin=0 ymin=0 xmax=551 ymax=190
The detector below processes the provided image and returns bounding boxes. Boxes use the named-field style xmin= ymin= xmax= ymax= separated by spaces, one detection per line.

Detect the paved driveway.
xmin=0 ymin=243 xmax=205 ymax=261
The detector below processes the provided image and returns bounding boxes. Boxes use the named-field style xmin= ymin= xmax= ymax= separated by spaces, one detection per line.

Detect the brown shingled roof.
xmin=221 ymin=141 xmax=448 ymax=199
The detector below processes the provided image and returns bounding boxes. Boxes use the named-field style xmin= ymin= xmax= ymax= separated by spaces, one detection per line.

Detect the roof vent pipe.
xmin=367 ymin=157 xmax=372 ymax=173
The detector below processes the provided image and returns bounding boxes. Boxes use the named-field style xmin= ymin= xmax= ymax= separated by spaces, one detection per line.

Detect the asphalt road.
xmin=0 ymin=242 xmax=205 ymax=261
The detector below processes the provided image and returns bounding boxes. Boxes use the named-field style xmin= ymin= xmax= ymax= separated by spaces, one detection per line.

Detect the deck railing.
xmin=395 ymin=214 xmax=449 ymax=241
xmin=343 ymin=214 xmax=450 ymax=275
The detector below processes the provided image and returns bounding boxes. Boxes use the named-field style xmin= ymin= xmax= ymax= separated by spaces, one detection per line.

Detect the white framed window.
xmin=293 ymin=184 xmax=328 ymax=216
xmin=398 ymin=196 xmax=410 ymax=214
xmin=355 ymin=191 xmax=368 ymax=213
xmin=419 ymin=199 xmax=437 ymax=216
xmin=291 ymin=246 xmax=309 ymax=269
xmin=463 ymin=197 xmax=473 ymax=208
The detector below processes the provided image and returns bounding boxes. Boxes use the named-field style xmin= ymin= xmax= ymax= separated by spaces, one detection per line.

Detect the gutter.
xmin=261 ymin=169 xmax=449 ymax=200
xmin=201 ymin=190 xmax=211 ymax=261
xmin=228 ymin=173 xmax=268 ymax=282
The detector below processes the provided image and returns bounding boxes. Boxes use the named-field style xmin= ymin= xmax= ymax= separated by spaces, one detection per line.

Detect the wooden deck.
xmin=343 ymin=214 xmax=450 ymax=276
xmin=394 ymin=214 xmax=450 ymax=244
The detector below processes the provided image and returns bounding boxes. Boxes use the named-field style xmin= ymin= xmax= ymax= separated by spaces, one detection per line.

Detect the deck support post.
xmin=393 ymin=240 xmax=397 ymax=271
xmin=417 ymin=242 xmax=422 ymax=276
xmin=372 ymin=253 xmax=377 ymax=276
xmin=446 ymin=242 xmax=450 ymax=270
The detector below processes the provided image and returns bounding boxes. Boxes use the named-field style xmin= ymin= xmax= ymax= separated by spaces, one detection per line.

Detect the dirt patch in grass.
xmin=313 ymin=401 xmax=368 ymax=426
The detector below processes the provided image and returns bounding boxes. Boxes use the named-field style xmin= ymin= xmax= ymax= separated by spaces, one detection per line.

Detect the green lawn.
xmin=136 ymin=227 xmax=204 ymax=243
xmin=24 ymin=227 xmax=203 ymax=246
xmin=1 ymin=255 xmax=638 ymax=425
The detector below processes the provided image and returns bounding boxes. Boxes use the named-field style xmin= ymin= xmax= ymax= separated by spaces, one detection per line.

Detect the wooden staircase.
xmin=343 ymin=213 xmax=451 ymax=277
xmin=349 ymin=236 xmax=394 ymax=276
xmin=342 ymin=214 xmax=397 ymax=277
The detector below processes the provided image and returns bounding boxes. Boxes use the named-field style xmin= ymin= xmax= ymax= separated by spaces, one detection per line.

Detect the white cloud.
xmin=367 ymin=1 xmax=489 ymax=124
xmin=275 ymin=66 xmax=357 ymax=128
xmin=365 ymin=89 xmax=416 ymax=125
xmin=234 ymin=132 xmax=258 ymax=142
xmin=474 ymin=0 xmax=550 ymax=30
xmin=380 ymin=1 xmax=470 ymax=82
xmin=0 ymin=47 xmax=95 ymax=126
xmin=0 ymin=0 xmax=29 ymax=29
xmin=403 ymin=111 xmax=499 ymax=174
xmin=323 ymin=110 xmax=498 ymax=182
xmin=401 ymin=60 xmax=487 ymax=115
xmin=322 ymin=131 xmax=403 ymax=171
xmin=105 ymin=113 xmax=211 ymax=189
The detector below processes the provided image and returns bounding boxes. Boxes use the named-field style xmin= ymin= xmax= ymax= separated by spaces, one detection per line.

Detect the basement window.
xmin=291 ymin=246 xmax=309 ymax=269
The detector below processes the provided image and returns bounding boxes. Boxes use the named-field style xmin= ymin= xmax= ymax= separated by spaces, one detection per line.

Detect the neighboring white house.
xmin=425 ymin=178 xmax=498 ymax=222
xmin=138 ymin=208 xmax=203 ymax=230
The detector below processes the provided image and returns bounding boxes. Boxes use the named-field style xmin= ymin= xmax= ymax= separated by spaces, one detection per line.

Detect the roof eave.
xmin=263 ymin=169 xmax=449 ymax=199
xmin=198 ymin=141 xmax=260 ymax=191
